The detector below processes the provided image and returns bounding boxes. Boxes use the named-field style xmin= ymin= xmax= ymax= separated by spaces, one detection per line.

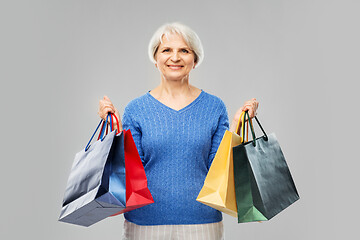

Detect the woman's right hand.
xmin=98 ymin=95 xmax=123 ymax=131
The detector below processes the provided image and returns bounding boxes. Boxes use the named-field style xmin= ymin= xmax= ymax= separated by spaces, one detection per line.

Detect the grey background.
xmin=1 ymin=0 xmax=358 ymax=239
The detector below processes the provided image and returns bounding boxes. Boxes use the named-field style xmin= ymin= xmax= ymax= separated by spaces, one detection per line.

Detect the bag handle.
xmin=85 ymin=114 xmax=110 ymax=151
xmin=97 ymin=113 xmax=121 ymax=140
xmin=236 ymin=111 xmax=249 ymax=141
xmin=244 ymin=111 xmax=268 ymax=147
xmin=85 ymin=113 xmax=120 ymax=151
xmin=240 ymin=111 xmax=245 ymax=141
xmin=240 ymin=111 xmax=252 ymax=144
xmin=97 ymin=114 xmax=112 ymax=140
xmin=111 ymin=113 xmax=121 ymax=134
xmin=235 ymin=111 xmax=245 ymax=135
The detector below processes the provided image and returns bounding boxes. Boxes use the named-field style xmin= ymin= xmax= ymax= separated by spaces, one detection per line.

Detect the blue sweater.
xmin=122 ymin=90 xmax=229 ymax=225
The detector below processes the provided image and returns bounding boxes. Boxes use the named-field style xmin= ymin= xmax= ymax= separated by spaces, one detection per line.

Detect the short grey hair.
xmin=148 ymin=22 xmax=204 ymax=68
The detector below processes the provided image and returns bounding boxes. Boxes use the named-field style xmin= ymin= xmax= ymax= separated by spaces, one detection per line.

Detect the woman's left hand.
xmin=229 ymin=98 xmax=259 ymax=133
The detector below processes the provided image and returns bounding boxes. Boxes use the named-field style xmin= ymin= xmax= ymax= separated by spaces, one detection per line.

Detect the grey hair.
xmin=148 ymin=22 xmax=204 ymax=68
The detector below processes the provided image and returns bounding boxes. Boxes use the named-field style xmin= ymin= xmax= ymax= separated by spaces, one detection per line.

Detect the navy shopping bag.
xmin=59 ymin=114 xmax=126 ymax=227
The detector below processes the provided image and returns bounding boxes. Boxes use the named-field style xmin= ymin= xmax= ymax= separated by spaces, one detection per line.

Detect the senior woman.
xmin=98 ymin=22 xmax=259 ymax=240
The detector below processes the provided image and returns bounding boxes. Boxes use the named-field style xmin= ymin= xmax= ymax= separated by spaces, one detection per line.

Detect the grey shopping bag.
xmin=59 ymin=114 xmax=126 ymax=227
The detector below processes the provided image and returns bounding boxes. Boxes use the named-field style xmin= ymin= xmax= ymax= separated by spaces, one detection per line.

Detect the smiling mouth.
xmin=167 ymin=65 xmax=183 ymax=69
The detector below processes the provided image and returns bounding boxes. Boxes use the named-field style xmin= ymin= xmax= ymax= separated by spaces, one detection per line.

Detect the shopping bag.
xmin=59 ymin=114 xmax=126 ymax=227
xmin=196 ymin=112 xmax=247 ymax=217
xmin=110 ymin=128 xmax=154 ymax=216
xmin=233 ymin=111 xmax=299 ymax=223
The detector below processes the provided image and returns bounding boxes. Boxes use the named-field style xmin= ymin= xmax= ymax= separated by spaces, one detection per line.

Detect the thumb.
xmin=103 ymin=95 xmax=111 ymax=101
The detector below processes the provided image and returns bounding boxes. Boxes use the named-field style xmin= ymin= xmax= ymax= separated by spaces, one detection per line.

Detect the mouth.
xmin=167 ymin=65 xmax=183 ymax=70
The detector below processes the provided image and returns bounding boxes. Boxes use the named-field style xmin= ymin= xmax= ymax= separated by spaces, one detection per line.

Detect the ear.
xmin=193 ymin=55 xmax=198 ymax=69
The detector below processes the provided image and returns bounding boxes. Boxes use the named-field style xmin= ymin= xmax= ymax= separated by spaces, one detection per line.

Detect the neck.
xmin=158 ymin=74 xmax=192 ymax=97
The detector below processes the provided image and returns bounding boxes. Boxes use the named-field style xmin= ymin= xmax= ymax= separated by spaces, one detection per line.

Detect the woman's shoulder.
xmin=124 ymin=92 xmax=151 ymax=109
xmin=201 ymin=90 xmax=226 ymax=108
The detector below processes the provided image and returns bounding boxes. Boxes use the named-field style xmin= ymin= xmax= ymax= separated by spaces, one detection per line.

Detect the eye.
xmin=162 ymin=48 xmax=170 ymax=52
xmin=181 ymin=49 xmax=189 ymax=53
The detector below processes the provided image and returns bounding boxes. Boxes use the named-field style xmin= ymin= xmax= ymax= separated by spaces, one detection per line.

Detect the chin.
xmin=169 ymin=74 xmax=189 ymax=81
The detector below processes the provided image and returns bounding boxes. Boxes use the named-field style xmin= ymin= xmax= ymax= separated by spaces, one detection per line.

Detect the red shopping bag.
xmin=111 ymin=126 xmax=154 ymax=216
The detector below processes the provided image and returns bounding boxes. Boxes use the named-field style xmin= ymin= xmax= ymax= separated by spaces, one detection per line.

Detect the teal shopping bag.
xmin=233 ymin=111 xmax=299 ymax=223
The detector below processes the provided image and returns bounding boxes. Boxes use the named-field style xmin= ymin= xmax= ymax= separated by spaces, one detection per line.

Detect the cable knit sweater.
xmin=122 ymin=90 xmax=229 ymax=225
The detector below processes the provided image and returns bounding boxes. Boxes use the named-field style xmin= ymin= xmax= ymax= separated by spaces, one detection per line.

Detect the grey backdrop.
xmin=1 ymin=0 xmax=359 ymax=239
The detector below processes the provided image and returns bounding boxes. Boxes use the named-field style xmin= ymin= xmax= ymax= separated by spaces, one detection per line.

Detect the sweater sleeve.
xmin=122 ymin=105 xmax=145 ymax=165
xmin=208 ymin=101 xmax=229 ymax=168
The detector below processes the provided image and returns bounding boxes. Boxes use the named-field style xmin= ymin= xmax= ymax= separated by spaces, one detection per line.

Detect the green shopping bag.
xmin=233 ymin=111 xmax=299 ymax=223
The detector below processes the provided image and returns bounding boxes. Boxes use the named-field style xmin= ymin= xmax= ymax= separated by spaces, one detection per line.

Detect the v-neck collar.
xmin=146 ymin=90 xmax=204 ymax=113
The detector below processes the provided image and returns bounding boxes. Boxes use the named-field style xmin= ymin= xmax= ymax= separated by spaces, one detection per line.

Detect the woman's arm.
xmin=208 ymin=101 xmax=230 ymax=168
xmin=229 ymin=98 xmax=259 ymax=134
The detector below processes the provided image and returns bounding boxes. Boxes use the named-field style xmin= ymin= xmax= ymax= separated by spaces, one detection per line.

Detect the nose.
xmin=170 ymin=51 xmax=180 ymax=62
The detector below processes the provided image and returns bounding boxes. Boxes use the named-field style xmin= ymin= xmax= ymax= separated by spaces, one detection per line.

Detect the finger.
xmin=103 ymin=106 xmax=115 ymax=114
xmin=100 ymin=99 xmax=115 ymax=109
xmin=102 ymin=96 xmax=114 ymax=105
xmin=253 ymin=100 xmax=259 ymax=116
xmin=244 ymin=106 xmax=255 ymax=118
xmin=99 ymin=107 xmax=115 ymax=119
xmin=100 ymin=103 xmax=114 ymax=111
xmin=249 ymin=109 xmax=255 ymax=118
xmin=101 ymin=100 xmax=113 ymax=107
xmin=247 ymin=98 xmax=257 ymax=105
xmin=244 ymin=101 xmax=254 ymax=108
xmin=242 ymin=105 xmax=250 ymax=112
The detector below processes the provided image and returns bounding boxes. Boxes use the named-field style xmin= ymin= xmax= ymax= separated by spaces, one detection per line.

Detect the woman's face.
xmin=155 ymin=33 xmax=196 ymax=82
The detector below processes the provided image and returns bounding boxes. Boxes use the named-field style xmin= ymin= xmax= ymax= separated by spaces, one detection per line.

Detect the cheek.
xmin=187 ymin=59 xmax=196 ymax=68
xmin=155 ymin=58 xmax=163 ymax=68
xmin=156 ymin=55 xmax=166 ymax=64
xmin=187 ymin=55 xmax=196 ymax=66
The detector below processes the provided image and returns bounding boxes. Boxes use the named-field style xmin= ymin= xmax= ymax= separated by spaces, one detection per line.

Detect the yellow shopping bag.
xmin=197 ymin=112 xmax=247 ymax=217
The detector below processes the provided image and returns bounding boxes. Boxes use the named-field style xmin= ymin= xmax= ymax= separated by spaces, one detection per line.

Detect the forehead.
xmin=159 ymin=33 xmax=190 ymax=48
